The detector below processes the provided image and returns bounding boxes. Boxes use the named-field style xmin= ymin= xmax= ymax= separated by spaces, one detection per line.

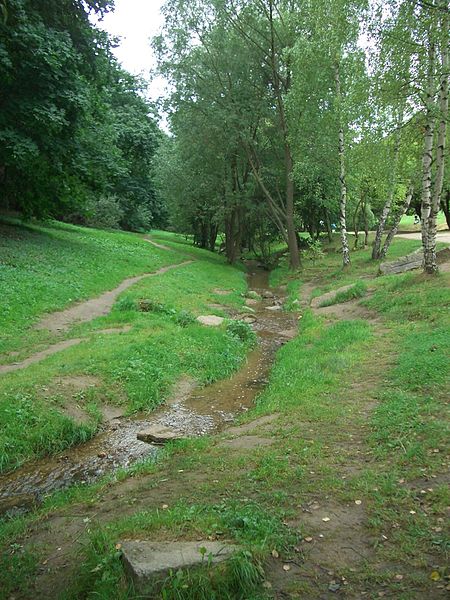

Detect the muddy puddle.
xmin=0 ymin=263 xmax=297 ymax=516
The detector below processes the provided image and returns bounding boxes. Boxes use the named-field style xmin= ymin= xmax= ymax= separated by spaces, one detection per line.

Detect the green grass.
xmin=0 ymin=219 xmax=185 ymax=356
xmin=1 ymin=233 xmax=449 ymax=599
xmin=398 ymin=211 xmax=447 ymax=232
xmin=319 ymin=280 xmax=368 ymax=307
xmin=0 ymin=222 xmax=251 ymax=473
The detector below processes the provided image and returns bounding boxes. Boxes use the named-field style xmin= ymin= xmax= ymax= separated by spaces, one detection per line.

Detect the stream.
xmin=0 ymin=263 xmax=297 ymax=516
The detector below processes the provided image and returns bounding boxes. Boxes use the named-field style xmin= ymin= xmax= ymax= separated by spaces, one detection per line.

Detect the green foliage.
xmin=0 ymin=393 xmax=96 ymax=472
xmin=0 ymin=0 xmax=164 ymax=229
xmin=86 ymin=195 xmax=125 ymax=230
xmin=158 ymin=552 xmax=264 ymax=600
xmin=0 ymin=219 xmax=178 ymax=355
xmin=226 ymin=320 xmax=257 ymax=345
xmin=304 ymin=238 xmax=325 ymax=265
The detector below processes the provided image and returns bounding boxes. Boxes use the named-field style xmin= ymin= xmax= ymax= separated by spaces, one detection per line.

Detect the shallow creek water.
xmin=0 ymin=263 xmax=297 ymax=516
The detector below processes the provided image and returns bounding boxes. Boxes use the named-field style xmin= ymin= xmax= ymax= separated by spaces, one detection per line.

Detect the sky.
xmin=97 ymin=0 xmax=167 ymax=100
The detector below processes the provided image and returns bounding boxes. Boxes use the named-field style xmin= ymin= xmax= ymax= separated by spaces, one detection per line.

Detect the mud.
xmin=0 ymin=262 xmax=297 ymax=516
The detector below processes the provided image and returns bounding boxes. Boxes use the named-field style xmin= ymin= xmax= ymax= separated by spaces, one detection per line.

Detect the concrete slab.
xmin=120 ymin=540 xmax=238 ymax=588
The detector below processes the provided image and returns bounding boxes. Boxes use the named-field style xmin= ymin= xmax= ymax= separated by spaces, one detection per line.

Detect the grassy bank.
xmin=1 ymin=235 xmax=449 ymax=599
xmin=0 ymin=222 xmax=251 ymax=473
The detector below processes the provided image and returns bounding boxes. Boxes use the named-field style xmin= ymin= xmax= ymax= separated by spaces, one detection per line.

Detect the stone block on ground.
xmin=120 ymin=540 xmax=238 ymax=589
xmin=379 ymin=248 xmax=423 ymax=275
xmin=196 ymin=315 xmax=225 ymax=326
xmin=137 ymin=425 xmax=184 ymax=444
xmin=245 ymin=298 xmax=258 ymax=306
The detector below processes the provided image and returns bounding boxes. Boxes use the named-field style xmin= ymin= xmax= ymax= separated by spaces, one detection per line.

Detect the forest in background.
xmin=0 ymin=0 xmax=449 ymax=273
xmin=0 ymin=0 xmax=166 ymax=231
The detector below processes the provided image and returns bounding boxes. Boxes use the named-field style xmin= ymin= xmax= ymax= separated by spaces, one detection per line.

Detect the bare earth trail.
xmin=0 ymin=260 xmax=192 ymax=374
xmin=396 ymin=230 xmax=450 ymax=243
xmin=34 ymin=260 xmax=193 ymax=334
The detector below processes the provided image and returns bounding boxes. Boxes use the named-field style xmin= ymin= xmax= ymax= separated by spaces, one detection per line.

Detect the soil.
xmin=3 ymin=254 xmax=446 ymax=599
xmin=396 ymin=231 xmax=450 ymax=243
xmin=0 ymin=327 xmax=132 ymax=375
xmin=34 ymin=261 xmax=192 ymax=333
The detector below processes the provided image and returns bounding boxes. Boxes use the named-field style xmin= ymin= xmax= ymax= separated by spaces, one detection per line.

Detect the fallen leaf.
xmin=115 ymin=543 xmax=122 ymax=550
xmin=304 ymin=537 xmax=313 ymax=543
xmin=430 ymin=571 xmax=441 ymax=581
xmin=282 ymin=564 xmax=291 ymax=572
xmin=271 ymin=549 xmax=279 ymax=558
xmin=322 ymin=517 xmax=331 ymax=522
xmin=162 ymin=504 xmax=169 ymax=510
xmin=409 ymin=510 xmax=416 ymax=514
xmin=394 ymin=574 xmax=404 ymax=581
xmin=355 ymin=500 xmax=362 ymax=505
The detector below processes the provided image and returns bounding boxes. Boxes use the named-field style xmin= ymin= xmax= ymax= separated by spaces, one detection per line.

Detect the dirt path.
xmin=0 ymin=327 xmax=132 ymax=375
xmin=35 ymin=261 xmax=192 ymax=333
xmin=0 ymin=338 xmax=83 ymax=375
xmin=145 ymin=238 xmax=173 ymax=251
xmin=396 ymin=231 xmax=450 ymax=243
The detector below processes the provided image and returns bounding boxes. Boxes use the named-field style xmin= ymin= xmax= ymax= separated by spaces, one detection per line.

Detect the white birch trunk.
xmin=335 ymin=61 xmax=350 ymax=267
xmin=425 ymin=10 xmax=449 ymax=273
xmin=372 ymin=109 xmax=402 ymax=259
xmin=380 ymin=185 xmax=414 ymax=259
xmin=421 ymin=42 xmax=436 ymax=268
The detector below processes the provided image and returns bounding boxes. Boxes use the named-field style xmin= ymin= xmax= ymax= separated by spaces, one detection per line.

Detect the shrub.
xmin=227 ymin=320 xmax=257 ymax=345
xmin=115 ymin=296 xmax=137 ymax=312
xmin=86 ymin=195 xmax=124 ymax=230
xmin=175 ymin=310 xmax=196 ymax=327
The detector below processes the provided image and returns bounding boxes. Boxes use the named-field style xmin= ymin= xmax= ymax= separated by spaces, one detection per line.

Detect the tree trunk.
xmin=209 ymin=223 xmax=218 ymax=252
xmin=353 ymin=196 xmax=363 ymax=250
xmin=421 ymin=41 xmax=436 ymax=271
xmin=285 ymin=146 xmax=300 ymax=269
xmin=335 ymin=61 xmax=350 ymax=267
xmin=372 ymin=109 xmax=402 ymax=259
xmin=424 ymin=14 xmax=449 ymax=274
xmin=267 ymin=0 xmax=300 ymax=270
xmin=324 ymin=208 xmax=333 ymax=243
xmin=380 ymin=185 xmax=414 ymax=259
xmin=442 ymin=189 xmax=450 ymax=229
xmin=225 ymin=205 xmax=243 ymax=264
xmin=363 ymin=203 xmax=369 ymax=248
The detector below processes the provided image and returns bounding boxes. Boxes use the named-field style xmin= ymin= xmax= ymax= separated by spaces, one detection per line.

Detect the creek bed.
xmin=0 ymin=264 xmax=297 ymax=516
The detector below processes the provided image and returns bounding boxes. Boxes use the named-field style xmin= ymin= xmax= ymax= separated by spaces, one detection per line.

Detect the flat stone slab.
xmin=240 ymin=315 xmax=257 ymax=324
xmin=120 ymin=540 xmax=238 ymax=588
xmin=137 ymin=425 xmax=184 ymax=444
xmin=196 ymin=315 xmax=225 ymax=326
xmin=379 ymin=248 xmax=423 ymax=275
xmin=245 ymin=298 xmax=258 ymax=306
